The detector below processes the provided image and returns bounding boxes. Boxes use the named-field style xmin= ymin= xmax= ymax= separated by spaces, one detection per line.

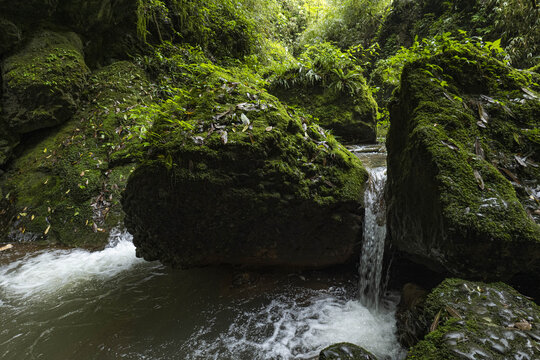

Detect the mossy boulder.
xmin=122 ymin=69 xmax=368 ymax=268
xmin=0 ymin=61 xmax=151 ymax=246
xmin=386 ymin=48 xmax=540 ymax=282
xmin=271 ymin=83 xmax=377 ymax=144
xmin=1 ymin=30 xmax=89 ymax=134
xmin=319 ymin=342 xmax=378 ymax=360
xmin=400 ymin=278 xmax=540 ymax=359
xmin=269 ymin=43 xmax=377 ymax=144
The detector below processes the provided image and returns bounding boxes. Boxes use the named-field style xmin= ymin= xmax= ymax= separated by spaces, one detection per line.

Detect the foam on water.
xmin=188 ymin=288 xmax=405 ymax=360
xmin=0 ymin=228 xmax=406 ymax=359
xmin=0 ymin=229 xmax=144 ymax=300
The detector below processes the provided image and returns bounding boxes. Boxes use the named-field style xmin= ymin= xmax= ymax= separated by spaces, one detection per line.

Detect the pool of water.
xmin=0 ymin=230 xmax=405 ymax=360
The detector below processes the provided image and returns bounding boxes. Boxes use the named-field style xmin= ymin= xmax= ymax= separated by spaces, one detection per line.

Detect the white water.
xmin=358 ymin=167 xmax=388 ymax=310
xmin=0 ymin=229 xmax=145 ymax=300
xmin=1 ymin=227 xmax=405 ymax=359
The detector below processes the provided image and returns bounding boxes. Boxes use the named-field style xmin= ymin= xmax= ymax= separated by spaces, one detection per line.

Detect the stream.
xmin=0 ymin=145 xmax=405 ymax=360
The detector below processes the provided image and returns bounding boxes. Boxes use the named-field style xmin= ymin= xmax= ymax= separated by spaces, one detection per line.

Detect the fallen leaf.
xmin=441 ymin=140 xmax=458 ymax=151
xmin=241 ymin=113 xmax=250 ymax=126
xmin=0 ymin=244 xmax=13 ymax=252
xmin=474 ymin=169 xmax=485 ymax=190
xmin=446 ymin=305 xmax=462 ymax=319
xmin=499 ymin=167 xmax=520 ymax=184
xmin=515 ymin=155 xmax=527 ymax=167
xmin=430 ymin=309 xmax=442 ymax=333
xmin=474 ymin=137 xmax=484 ymax=159
xmin=476 ymin=121 xmax=487 ymax=128
xmin=220 ymin=131 xmax=228 ymax=144
xmin=478 ymin=103 xmax=489 ymax=124
xmin=514 ymin=320 xmax=532 ymax=331
xmin=193 ymin=136 xmax=205 ymax=145
xmin=44 ymin=225 xmax=51 ymax=235
xmin=522 ymin=87 xmax=538 ymax=99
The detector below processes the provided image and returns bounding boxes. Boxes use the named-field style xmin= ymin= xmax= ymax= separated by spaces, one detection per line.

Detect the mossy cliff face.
xmin=386 ymin=48 xmax=540 ymax=281
xmin=399 ymin=278 xmax=540 ymax=359
xmin=122 ymin=70 xmax=368 ymax=268
xmin=0 ymin=61 xmax=152 ymax=246
xmin=1 ymin=31 xmax=89 ymax=134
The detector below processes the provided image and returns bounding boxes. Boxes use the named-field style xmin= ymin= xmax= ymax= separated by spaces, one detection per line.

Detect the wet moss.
xmin=386 ymin=48 xmax=540 ymax=281
xmin=0 ymin=61 xmax=152 ymax=246
xmin=404 ymin=279 xmax=540 ymax=360
xmin=1 ymin=31 xmax=90 ymax=134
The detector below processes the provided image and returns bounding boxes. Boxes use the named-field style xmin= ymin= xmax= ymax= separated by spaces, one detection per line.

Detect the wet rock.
xmin=319 ymin=342 xmax=378 ymax=360
xmin=1 ymin=30 xmax=89 ymax=134
xmin=386 ymin=48 xmax=540 ymax=282
xmin=0 ymin=18 xmax=21 ymax=56
xmin=122 ymin=72 xmax=368 ymax=268
xmin=396 ymin=283 xmax=429 ymax=347
xmin=401 ymin=278 xmax=540 ymax=359
xmin=0 ymin=61 xmax=151 ymax=246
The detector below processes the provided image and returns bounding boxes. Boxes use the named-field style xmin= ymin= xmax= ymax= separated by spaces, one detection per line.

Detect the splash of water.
xmin=358 ymin=167 xmax=387 ymax=310
xmin=0 ymin=229 xmax=145 ymax=300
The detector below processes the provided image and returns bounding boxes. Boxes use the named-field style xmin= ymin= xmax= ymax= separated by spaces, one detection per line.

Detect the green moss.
xmin=405 ymin=279 xmax=540 ymax=360
xmin=0 ymin=61 xmax=152 ymax=246
xmin=269 ymin=43 xmax=377 ymax=143
xmin=122 ymin=55 xmax=368 ymax=267
xmin=1 ymin=31 xmax=89 ymax=134
xmin=387 ymin=49 xmax=540 ymax=280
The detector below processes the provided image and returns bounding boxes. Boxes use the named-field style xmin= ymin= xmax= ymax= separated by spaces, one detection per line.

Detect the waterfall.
xmin=358 ymin=167 xmax=387 ymax=310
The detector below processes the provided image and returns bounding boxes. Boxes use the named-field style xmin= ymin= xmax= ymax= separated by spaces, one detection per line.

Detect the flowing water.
xmin=0 ymin=146 xmax=405 ymax=360
xmin=358 ymin=167 xmax=387 ymax=310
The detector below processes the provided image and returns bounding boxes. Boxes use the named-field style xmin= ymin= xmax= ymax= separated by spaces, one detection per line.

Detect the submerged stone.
xmin=319 ymin=342 xmax=378 ymax=360
xmin=1 ymin=30 xmax=89 ymax=134
xmin=400 ymin=278 xmax=540 ymax=360
xmin=386 ymin=48 xmax=540 ymax=282
xmin=122 ymin=71 xmax=368 ymax=268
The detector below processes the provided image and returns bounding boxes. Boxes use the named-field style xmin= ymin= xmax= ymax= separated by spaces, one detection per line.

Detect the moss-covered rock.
xmin=1 ymin=30 xmax=90 ymax=134
xmin=400 ymin=278 xmax=540 ymax=360
xmin=122 ymin=68 xmax=368 ymax=268
xmin=319 ymin=342 xmax=378 ymax=360
xmin=0 ymin=61 xmax=151 ymax=246
xmin=271 ymin=83 xmax=377 ymax=144
xmin=386 ymin=48 xmax=540 ymax=282
xmin=269 ymin=44 xmax=377 ymax=143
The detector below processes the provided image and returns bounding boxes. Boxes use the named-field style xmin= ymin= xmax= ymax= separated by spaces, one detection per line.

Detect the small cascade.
xmin=358 ymin=167 xmax=387 ymax=310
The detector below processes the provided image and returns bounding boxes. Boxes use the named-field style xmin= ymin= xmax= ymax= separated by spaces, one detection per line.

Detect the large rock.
xmin=1 ymin=31 xmax=89 ymax=134
xmin=123 ymin=71 xmax=368 ymax=268
xmin=0 ymin=61 xmax=151 ymax=245
xmin=386 ymin=48 xmax=540 ymax=281
xmin=399 ymin=278 xmax=540 ymax=359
